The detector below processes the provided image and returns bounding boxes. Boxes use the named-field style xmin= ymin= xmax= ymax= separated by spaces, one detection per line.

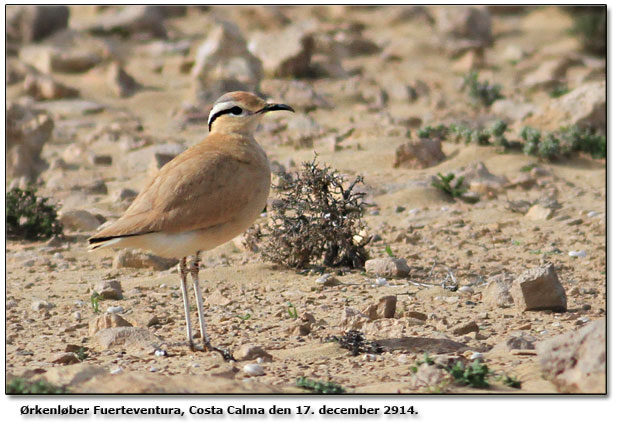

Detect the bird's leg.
xmin=188 ymin=251 xmax=213 ymax=351
xmin=178 ymin=257 xmax=195 ymax=351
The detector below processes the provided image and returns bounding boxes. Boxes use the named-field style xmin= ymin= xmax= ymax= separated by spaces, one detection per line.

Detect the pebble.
xmin=154 ymin=349 xmax=167 ymax=357
xmin=149 ymin=366 xmax=158 ymax=372
xmin=315 ymin=274 xmax=341 ymax=287
xmin=363 ymin=354 xmax=377 ymax=362
xmin=106 ymin=306 xmax=124 ymax=314
xmin=243 ymin=364 xmax=265 ymax=376
xmin=375 ymin=278 xmax=388 ymax=286
xmin=568 ymin=250 xmax=587 ymax=258
xmin=470 ymin=352 xmax=484 ymax=361
xmin=587 ymin=211 xmax=601 ymax=218
xmin=73 ymin=312 xmax=81 ymax=321
xmin=397 ymin=354 xmax=408 ymax=364
xmin=110 ymin=367 xmax=123 ymax=375
xmin=458 ymin=286 xmax=473 ymax=294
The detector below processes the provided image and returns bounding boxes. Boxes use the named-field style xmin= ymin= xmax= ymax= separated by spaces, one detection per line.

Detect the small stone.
xmin=52 ymin=352 xmax=80 ymax=365
xmin=526 ymin=204 xmax=554 ymax=220
xmin=110 ymin=367 xmax=123 ymax=375
xmin=482 ymin=273 xmax=514 ymax=308
xmin=376 ymin=295 xmax=397 ymax=318
xmin=339 ymin=308 xmax=370 ymax=330
xmin=511 ymin=264 xmax=567 ymax=312
xmin=206 ymin=290 xmax=232 ymax=307
xmin=565 ymin=218 xmax=583 ymax=226
xmin=31 ymin=300 xmax=54 ymax=311
xmin=89 ymin=313 xmax=133 ymax=336
xmin=89 ymin=154 xmax=112 ymax=166
xmin=393 ymin=138 xmax=445 ymax=169
xmin=286 ymin=319 xmax=311 ymax=336
xmin=458 ymin=286 xmax=473 ymax=294
xmin=74 ymin=312 xmax=82 ymax=321
xmin=112 ymin=249 xmax=178 ymax=271
xmin=315 ymin=273 xmax=341 ymax=287
xmin=243 ymin=364 xmax=265 ymax=376
xmin=154 ymin=349 xmax=167 ymax=357
xmin=106 ymin=306 xmax=124 ymax=314
xmin=59 ymin=209 xmax=102 ymax=232
xmin=24 ymin=72 xmax=79 ymax=100
xmin=107 ymin=62 xmax=140 ymax=98
xmin=94 ymin=280 xmax=123 ymax=300
xmin=406 ymin=311 xmax=427 ymax=321
xmin=375 ymin=277 xmax=388 ymax=286
xmin=470 ymin=352 xmax=484 ymax=361
xmin=365 ymin=257 xmax=411 ymax=278
xmin=452 ymin=321 xmax=480 ymax=336
xmin=568 ymin=250 xmax=587 ymax=258
xmin=234 ymin=344 xmax=273 ymax=362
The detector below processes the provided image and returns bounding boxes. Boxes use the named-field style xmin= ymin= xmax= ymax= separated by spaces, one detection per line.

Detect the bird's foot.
xmin=203 ymin=341 xmax=235 ymax=361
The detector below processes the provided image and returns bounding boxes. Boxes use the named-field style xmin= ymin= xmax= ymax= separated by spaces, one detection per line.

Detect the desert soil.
xmin=5 ymin=6 xmax=606 ymax=393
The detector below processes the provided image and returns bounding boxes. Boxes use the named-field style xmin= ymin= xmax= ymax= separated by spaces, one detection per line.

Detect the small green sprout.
xmin=90 ymin=291 xmax=102 ymax=314
xmin=296 ymin=377 xmax=345 ymax=394
xmin=287 ymin=302 xmax=298 ymax=319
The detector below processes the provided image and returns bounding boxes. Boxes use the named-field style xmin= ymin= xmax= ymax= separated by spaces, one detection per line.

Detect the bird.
xmin=88 ymin=91 xmax=294 ymax=357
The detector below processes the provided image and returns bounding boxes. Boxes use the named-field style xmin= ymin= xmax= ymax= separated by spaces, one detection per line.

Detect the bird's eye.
xmin=230 ymin=106 xmax=243 ymax=115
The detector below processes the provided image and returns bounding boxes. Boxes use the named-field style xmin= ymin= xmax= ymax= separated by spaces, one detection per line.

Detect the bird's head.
xmin=208 ymin=91 xmax=294 ymax=134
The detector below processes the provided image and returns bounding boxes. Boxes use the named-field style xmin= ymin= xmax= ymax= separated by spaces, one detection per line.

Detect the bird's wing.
xmin=90 ymin=139 xmax=269 ymax=241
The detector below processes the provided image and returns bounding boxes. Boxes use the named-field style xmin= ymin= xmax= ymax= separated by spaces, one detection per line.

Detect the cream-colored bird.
xmin=89 ymin=91 xmax=294 ymax=356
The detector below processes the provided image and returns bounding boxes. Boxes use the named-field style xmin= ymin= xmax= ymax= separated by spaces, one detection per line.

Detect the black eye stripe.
xmin=208 ymin=106 xmax=244 ymax=131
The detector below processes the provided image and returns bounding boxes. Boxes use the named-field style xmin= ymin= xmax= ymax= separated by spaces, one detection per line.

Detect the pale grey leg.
xmin=178 ymin=257 xmax=195 ymax=351
xmin=189 ymin=251 xmax=213 ymax=351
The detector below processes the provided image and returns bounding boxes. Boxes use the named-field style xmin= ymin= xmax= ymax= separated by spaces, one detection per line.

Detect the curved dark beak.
xmin=257 ymin=103 xmax=295 ymax=114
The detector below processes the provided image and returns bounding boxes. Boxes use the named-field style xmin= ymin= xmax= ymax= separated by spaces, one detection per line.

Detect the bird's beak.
xmin=257 ymin=103 xmax=295 ymax=114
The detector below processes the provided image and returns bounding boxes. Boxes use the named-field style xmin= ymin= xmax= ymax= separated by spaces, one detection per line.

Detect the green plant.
xmin=432 ymin=172 xmax=467 ymax=199
xmin=75 ymin=347 xmax=89 ymax=361
xmin=235 ymin=313 xmax=252 ymax=322
xmin=417 ymin=124 xmax=449 ymax=141
xmin=567 ymin=6 xmax=606 ymax=55
xmin=244 ymin=157 xmax=370 ymax=269
xmin=90 ymin=291 xmax=102 ymax=314
xmin=410 ymin=352 xmax=435 ymax=373
xmin=296 ymin=377 xmax=345 ymax=394
xmin=385 ymin=245 xmax=395 ymax=257
xmin=446 ymin=359 xmax=491 ymax=389
xmin=6 ymin=186 xmax=63 ymax=241
xmin=462 ymin=71 xmax=504 ymax=107
xmin=329 ymin=330 xmax=383 ymax=356
xmin=537 ymin=133 xmax=561 ymax=160
xmin=549 ymin=84 xmax=570 ymax=98
xmin=501 ymin=374 xmax=522 ymax=389
xmin=6 ymin=378 xmax=64 ymax=394
xmin=287 ymin=302 xmax=298 ymax=319
xmin=559 ymin=125 xmax=606 ymax=159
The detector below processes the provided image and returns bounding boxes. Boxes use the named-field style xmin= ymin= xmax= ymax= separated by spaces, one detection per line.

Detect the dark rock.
xmin=394 ymin=138 xmax=445 ymax=169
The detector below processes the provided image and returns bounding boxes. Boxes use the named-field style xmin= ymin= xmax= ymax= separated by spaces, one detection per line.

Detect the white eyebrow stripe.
xmin=208 ymin=101 xmax=238 ymax=125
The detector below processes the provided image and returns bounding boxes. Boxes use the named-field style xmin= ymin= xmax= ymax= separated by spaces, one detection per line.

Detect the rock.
xmin=434 ymin=6 xmax=492 ymax=49
xmin=365 ymin=257 xmax=410 ymax=278
xmin=89 ymin=154 xmax=112 ymax=166
xmin=113 ymin=188 xmax=138 ymax=203
xmin=112 ymin=249 xmax=178 ymax=271
xmin=6 ymin=5 xmax=69 ymax=42
xmin=315 ymin=273 xmax=341 ymax=287
xmin=452 ymin=321 xmax=479 ymax=336
xmin=377 ymin=295 xmax=397 ymax=318
xmin=406 ymin=311 xmax=427 ymax=321
xmin=39 ymin=364 xmax=108 ymax=388
xmin=38 ymin=99 xmax=105 ymax=117
xmin=525 ymin=204 xmax=554 ymax=220
xmin=340 ymin=308 xmax=370 ymax=330
xmin=24 ymin=72 xmax=80 ymax=100
xmin=259 ymin=80 xmax=331 ymax=112
xmin=94 ymin=280 xmax=123 ymax=300
xmin=410 ymin=363 xmax=450 ymax=389
xmin=89 ymin=313 xmax=133 ymax=336
xmin=58 ymin=209 xmax=102 ymax=232
xmin=511 ymin=264 xmax=567 ymax=312
xmin=94 ymin=327 xmax=160 ymax=351
xmin=234 ymin=344 xmax=273 ymax=362
xmin=79 ymin=5 xmax=167 ymax=38
xmin=482 ymin=273 xmax=514 ymax=308
xmin=31 ymin=300 xmax=55 ymax=311
xmin=19 ymin=45 xmax=102 ymax=74
xmin=522 ymin=56 xmax=583 ymax=89
xmin=393 ymin=138 xmax=445 ymax=169
xmin=107 ymin=62 xmax=140 ymax=98
xmin=452 ymin=48 xmax=485 ymax=73
xmin=243 ymin=364 xmax=265 ymax=377
xmin=206 ymin=290 xmax=232 ymax=307
xmin=537 ymin=320 xmax=605 ymax=393
xmin=249 ymin=24 xmax=314 ymax=78
xmin=191 ymin=20 xmax=263 ymax=104
xmin=525 ymin=81 xmax=605 ymax=132
xmin=286 ymin=319 xmax=311 ymax=336
xmin=490 ymin=99 xmax=537 ymax=122
xmin=6 ymin=102 xmax=54 ymax=182
xmin=52 ymin=352 xmax=80 ymax=365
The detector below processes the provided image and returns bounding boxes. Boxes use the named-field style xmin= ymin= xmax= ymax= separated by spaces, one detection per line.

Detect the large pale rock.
xmin=112 ymin=249 xmax=178 ymax=271
xmin=537 ymin=320 xmax=606 ymax=393
xmin=6 ymin=5 xmax=69 ymax=42
xmin=525 ymin=81 xmax=605 ymax=132
xmin=94 ymin=280 xmax=123 ymax=300
xmin=434 ymin=6 xmax=492 ymax=47
xmin=365 ymin=257 xmax=411 ymax=278
xmin=191 ymin=20 xmax=263 ymax=104
xmin=526 ymin=204 xmax=554 ymax=220
xmin=24 ymin=72 xmax=79 ymax=100
xmin=78 ymin=5 xmax=167 ymax=38
xmin=58 ymin=209 xmax=102 ymax=232
xmin=93 ymin=327 xmax=160 ymax=350
xmin=340 ymin=308 xmax=370 ymax=330
xmin=393 ymin=138 xmax=445 ymax=169
xmin=233 ymin=344 xmax=273 ymax=362
xmin=89 ymin=314 xmax=133 ymax=336
xmin=511 ymin=264 xmax=567 ymax=312
xmin=249 ymin=25 xmax=314 ymax=78
xmin=377 ymin=295 xmax=397 ymax=318
xmin=6 ymin=102 xmax=54 ymax=182
xmin=482 ymin=273 xmax=514 ymax=308
xmin=19 ymin=45 xmax=102 ymax=74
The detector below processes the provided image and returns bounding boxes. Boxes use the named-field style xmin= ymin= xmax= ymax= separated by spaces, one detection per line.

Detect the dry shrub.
xmin=245 ymin=157 xmax=370 ymax=269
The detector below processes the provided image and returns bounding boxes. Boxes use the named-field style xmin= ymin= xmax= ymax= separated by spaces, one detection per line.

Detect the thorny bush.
xmin=245 ymin=157 xmax=370 ymax=269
